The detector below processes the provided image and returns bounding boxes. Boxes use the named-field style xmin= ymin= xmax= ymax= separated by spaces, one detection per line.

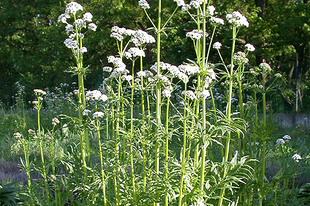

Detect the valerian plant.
xmin=11 ymin=1 xmax=305 ymax=206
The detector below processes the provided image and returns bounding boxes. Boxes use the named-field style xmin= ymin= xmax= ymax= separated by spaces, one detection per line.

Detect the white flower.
xmin=52 ymin=117 xmax=60 ymax=126
xmin=207 ymin=5 xmax=216 ymax=16
xmin=65 ymin=2 xmax=83 ymax=15
xmin=103 ymin=66 xmax=113 ymax=72
xmin=233 ymin=52 xmax=249 ymax=64
xmin=178 ymin=72 xmax=189 ymax=84
xmin=82 ymin=109 xmax=91 ymax=116
xmin=275 ymin=73 xmax=282 ymax=78
xmin=34 ymin=89 xmax=46 ymax=96
xmin=83 ymin=12 xmax=93 ymax=22
xmin=93 ymin=111 xmax=105 ymax=118
xmin=76 ymin=19 xmax=86 ymax=29
xmin=58 ymin=13 xmax=70 ymax=23
xmin=88 ymin=23 xmax=97 ymax=31
xmin=131 ymin=30 xmax=155 ymax=46
xmin=80 ymin=47 xmax=87 ymax=53
xmin=65 ymin=24 xmax=74 ymax=34
xmin=137 ymin=71 xmax=146 ymax=77
xmin=201 ymin=90 xmax=210 ymax=99
xmin=292 ymin=154 xmax=302 ymax=162
xmin=213 ymin=42 xmax=222 ymax=49
xmin=186 ymin=29 xmax=204 ymax=40
xmin=184 ymin=90 xmax=197 ymax=100
xmin=174 ymin=0 xmax=185 ymax=7
xmin=189 ymin=0 xmax=205 ymax=9
xmin=245 ymin=43 xmax=255 ymax=52
xmin=282 ymin=134 xmax=291 ymax=140
xmin=111 ymin=32 xmax=124 ymax=41
xmin=13 ymin=132 xmax=22 ymax=139
xmin=162 ymin=89 xmax=171 ymax=98
xmin=226 ymin=11 xmax=249 ymax=27
xmin=179 ymin=64 xmax=200 ymax=76
xmin=276 ymin=138 xmax=285 ymax=145
xmin=259 ymin=62 xmax=272 ymax=73
xmin=127 ymin=47 xmax=145 ymax=58
xmin=210 ymin=17 xmax=224 ymax=25
xmin=86 ymin=90 xmax=107 ymax=102
xmin=181 ymin=4 xmax=191 ymax=12
xmin=122 ymin=75 xmax=133 ymax=82
xmin=139 ymin=0 xmax=150 ymax=9
xmin=64 ymin=38 xmax=78 ymax=49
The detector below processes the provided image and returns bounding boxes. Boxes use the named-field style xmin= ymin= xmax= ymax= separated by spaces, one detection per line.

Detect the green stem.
xmin=178 ymin=83 xmax=187 ymax=206
xmin=218 ymin=26 xmax=237 ymax=206
xmin=130 ymin=60 xmax=137 ymax=204
xmin=165 ymin=96 xmax=170 ymax=206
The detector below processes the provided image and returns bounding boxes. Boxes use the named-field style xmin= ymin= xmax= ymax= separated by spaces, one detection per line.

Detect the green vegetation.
xmin=0 ymin=0 xmax=310 ymax=206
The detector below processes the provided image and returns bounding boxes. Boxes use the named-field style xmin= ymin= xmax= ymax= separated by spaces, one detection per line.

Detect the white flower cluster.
xmin=13 ymin=132 xmax=22 ymax=139
xmin=184 ymin=90 xmax=197 ymax=100
xmin=210 ymin=17 xmax=224 ymax=25
xmin=207 ymin=5 xmax=216 ymax=16
xmin=179 ymin=64 xmax=200 ymax=76
xmin=181 ymin=4 xmax=191 ymax=12
xmin=292 ymin=154 xmax=302 ymax=163
xmin=283 ymin=134 xmax=291 ymax=140
xmin=259 ymin=62 xmax=272 ymax=73
xmin=162 ymin=88 xmax=172 ymax=98
xmin=226 ymin=11 xmax=249 ymax=27
xmin=173 ymin=0 xmax=185 ymax=7
xmin=34 ymin=89 xmax=46 ymax=96
xmin=107 ymin=56 xmax=129 ymax=78
xmin=186 ymin=29 xmax=204 ymax=40
xmin=65 ymin=2 xmax=83 ymax=15
xmin=52 ymin=117 xmax=60 ymax=126
xmin=139 ymin=0 xmax=150 ymax=9
xmin=137 ymin=70 xmax=153 ymax=78
xmin=110 ymin=26 xmax=135 ymax=41
xmin=131 ymin=30 xmax=156 ymax=46
xmin=189 ymin=0 xmax=205 ymax=9
xmin=86 ymin=90 xmax=108 ymax=102
xmin=213 ymin=42 xmax=222 ymax=49
xmin=124 ymin=47 xmax=145 ymax=59
xmin=58 ymin=2 xmax=97 ymax=50
xmin=233 ymin=52 xmax=249 ymax=65
xmin=93 ymin=111 xmax=105 ymax=118
xmin=245 ymin=43 xmax=255 ymax=52
xmin=276 ymin=138 xmax=285 ymax=145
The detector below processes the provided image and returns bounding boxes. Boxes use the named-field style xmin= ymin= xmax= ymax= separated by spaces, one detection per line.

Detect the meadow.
xmin=1 ymin=1 xmax=310 ymax=205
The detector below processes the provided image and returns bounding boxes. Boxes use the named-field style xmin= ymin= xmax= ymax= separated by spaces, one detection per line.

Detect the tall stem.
xmin=178 ymin=83 xmax=187 ymax=206
xmin=130 ymin=60 xmax=137 ymax=204
xmin=199 ymin=0 xmax=208 ymax=193
xmin=218 ymin=26 xmax=236 ymax=206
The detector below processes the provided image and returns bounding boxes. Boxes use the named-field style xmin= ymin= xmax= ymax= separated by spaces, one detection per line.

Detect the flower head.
xmin=65 ymin=2 xmax=83 ymax=15
xmin=93 ymin=111 xmax=104 ymax=118
xmin=162 ymin=89 xmax=172 ymax=98
xmin=131 ymin=30 xmax=155 ymax=46
xmin=88 ymin=23 xmax=97 ymax=31
xmin=52 ymin=117 xmax=60 ymax=126
xmin=174 ymin=0 xmax=185 ymax=6
xmin=226 ymin=11 xmax=249 ymax=27
xmin=259 ymin=62 xmax=272 ymax=73
xmin=83 ymin=12 xmax=93 ymax=22
xmin=58 ymin=13 xmax=70 ymax=23
xmin=233 ymin=51 xmax=249 ymax=64
xmin=139 ymin=0 xmax=150 ymax=9
xmin=282 ymin=134 xmax=291 ymax=140
xmin=207 ymin=5 xmax=216 ymax=16
xmin=186 ymin=29 xmax=204 ymax=40
xmin=276 ymin=138 xmax=285 ymax=145
xmin=13 ymin=132 xmax=22 ymax=139
xmin=189 ymin=0 xmax=205 ymax=9
xmin=245 ymin=43 xmax=255 ymax=52
xmin=213 ymin=42 xmax=222 ymax=49
xmin=210 ymin=17 xmax=224 ymax=25
xmin=34 ymin=89 xmax=46 ymax=96
xmin=292 ymin=154 xmax=302 ymax=162
xmin=64 ymin=38 xmax=78 ymax=49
